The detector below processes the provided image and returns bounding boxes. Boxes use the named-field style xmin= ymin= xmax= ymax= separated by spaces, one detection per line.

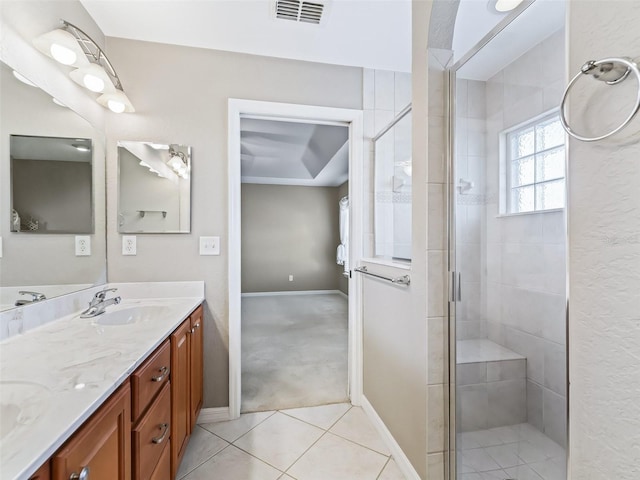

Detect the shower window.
xmin=503 ymin=112 xmax=566 ymax=214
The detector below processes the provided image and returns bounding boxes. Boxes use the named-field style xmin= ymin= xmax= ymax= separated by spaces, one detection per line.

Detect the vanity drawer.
xmin=133 ymin=381 xmax=171 ymax=480
xmin=148 ymin=442 xmax=171 ymax=480
xmin=132 ymin=340 xmax=170 ymax=421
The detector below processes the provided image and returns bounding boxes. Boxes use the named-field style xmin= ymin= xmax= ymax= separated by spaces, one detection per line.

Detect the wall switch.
xmin=75 ymin=236 xmax=91 ymax=256
xmin=289 ymin=275 xmax=294 ymax=282
xmin=199 ymin=236 xmax=220 ymax=255
xmin=122 ymin=235 xmax=137 ymax=255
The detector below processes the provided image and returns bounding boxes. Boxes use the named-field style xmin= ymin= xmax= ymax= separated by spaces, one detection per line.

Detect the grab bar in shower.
xmin=355 ymin=266 xmax=411 ymax=286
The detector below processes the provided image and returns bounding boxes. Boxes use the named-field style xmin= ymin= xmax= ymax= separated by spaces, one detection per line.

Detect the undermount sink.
xmin=0 ymin=381 xmax=50 ymax=441
xmin=93 ymin=305 xmax=169 ymax=326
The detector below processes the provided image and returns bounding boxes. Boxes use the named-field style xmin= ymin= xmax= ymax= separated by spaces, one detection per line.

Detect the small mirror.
xmin=11 ymin=135 xmax=93 ymax=233
xmin=117 ymin=141 xmax=191 ymax=233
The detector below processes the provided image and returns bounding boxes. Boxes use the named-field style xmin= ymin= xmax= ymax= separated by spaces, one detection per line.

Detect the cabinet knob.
xmin=70 ymin=466 xmax=90 ymax=480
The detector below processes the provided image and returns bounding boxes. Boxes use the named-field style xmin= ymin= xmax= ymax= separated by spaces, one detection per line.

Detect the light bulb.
xmin=50 ymin=43 xmax=77 ymax=65
xmin=83 ymin=73 xmax=105 ymax=93
xmin=107 ymin=99 xmax=126 ymax=113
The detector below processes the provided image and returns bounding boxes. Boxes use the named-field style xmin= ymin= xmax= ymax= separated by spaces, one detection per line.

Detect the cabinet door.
xmin=189 ymin=306 xmax=204 ymax=428
xmin=52 ymin=382 xmax=131 ymax=480
xmin=29 ymin=461 xmax=50 ymax=480
xmin=148 ymin=442 xmax=170 ymax=480
xmin=170 ymin=318 xmax=191 ymax=479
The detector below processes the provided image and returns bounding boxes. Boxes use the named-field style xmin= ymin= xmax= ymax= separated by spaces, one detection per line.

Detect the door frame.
xmin=228 ymin=98 xmax=364 ymax=419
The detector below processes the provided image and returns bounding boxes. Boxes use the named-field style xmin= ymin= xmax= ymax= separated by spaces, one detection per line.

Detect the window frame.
xmin=500 ymin=109 xmax=567 ymax=215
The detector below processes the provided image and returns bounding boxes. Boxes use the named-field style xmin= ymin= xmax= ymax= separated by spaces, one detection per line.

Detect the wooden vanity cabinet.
xmin=170 ymin=306 xmax=204 ymax=479
xmin=189 ymin=306 xmax=204 ymax=428
xmin=170 ymin=318 xmax=191 ymax=479
xmin=52 ymin=382 xmax=131 ymax=480
xmin=26 ymin=304 xmax=203 ymax=480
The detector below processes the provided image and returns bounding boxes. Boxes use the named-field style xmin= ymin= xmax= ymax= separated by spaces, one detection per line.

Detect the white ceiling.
xmin=80 ymin=0 xmax=412 ymax=72
xmin=241 ymin=118 xmax=348 ymax=186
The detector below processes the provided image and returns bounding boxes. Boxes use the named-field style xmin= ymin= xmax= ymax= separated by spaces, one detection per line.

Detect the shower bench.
xmin=456 ymin=339 xmax=527 ymax=432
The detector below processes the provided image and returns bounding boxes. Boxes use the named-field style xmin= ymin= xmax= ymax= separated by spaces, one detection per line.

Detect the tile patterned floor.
xmin=457 ymin=423 xmax=566 ymax=480
xmin=178 ymin=403 xmax=407 ymax=480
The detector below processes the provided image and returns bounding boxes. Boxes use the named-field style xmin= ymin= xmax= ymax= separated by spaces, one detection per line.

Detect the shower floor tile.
xmin=457 ymin=423 xmax=565 ymax=480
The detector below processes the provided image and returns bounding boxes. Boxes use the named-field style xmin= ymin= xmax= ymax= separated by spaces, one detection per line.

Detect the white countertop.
xmin=0 ymin=295 xmax=204 ymax=480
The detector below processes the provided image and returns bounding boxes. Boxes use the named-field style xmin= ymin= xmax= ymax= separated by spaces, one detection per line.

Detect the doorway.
xmin=228 ymin=99 xmax=364 ymax=419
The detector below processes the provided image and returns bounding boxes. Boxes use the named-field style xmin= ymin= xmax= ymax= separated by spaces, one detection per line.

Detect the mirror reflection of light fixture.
xmin=12 ymin=70 xmax=37 ymax=87
xmin=489 ymin=0 xmax=524 ymax=13
xmin=33 ymin=21 xmax=135 ymax=113
xmin=167 ymin=147 xmax=190 ymax=179
xmin=73 ymin=144 xmax=91 ymax=152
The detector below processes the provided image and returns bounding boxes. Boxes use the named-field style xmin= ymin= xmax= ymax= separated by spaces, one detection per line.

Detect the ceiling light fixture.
xmin=32 ymin=28 xmax=89 ymax=67
xmin=490 ymin=0 xmax=525 ymax=13
xmin=33 ymin=21 xmax=135 ymax=113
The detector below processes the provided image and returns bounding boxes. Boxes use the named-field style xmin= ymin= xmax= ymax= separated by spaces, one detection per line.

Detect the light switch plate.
xmin=75 ymin=236 xmax=91 ymax=256
xmin=200 ymin=236 xmax=220 ymax=255
xmin=122 ymin=235 xmax=137 ymax=255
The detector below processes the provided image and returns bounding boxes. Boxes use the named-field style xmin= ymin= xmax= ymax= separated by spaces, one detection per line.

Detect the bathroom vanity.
xmin=0 ymin=289 xmax=204 ymax=480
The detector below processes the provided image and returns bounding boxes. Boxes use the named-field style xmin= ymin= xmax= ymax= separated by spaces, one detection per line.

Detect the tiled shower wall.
xmin=363 ymin=68 xmax=411 ymax=258
xmin=482 ymin=29 xmax=567 ymax=446
xmin=455 ymin=78 xmax=486 ymax=341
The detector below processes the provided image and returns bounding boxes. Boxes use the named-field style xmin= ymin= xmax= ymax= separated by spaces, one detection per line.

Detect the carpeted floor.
xmin=241 ymin=293 xmax=348 ymax=413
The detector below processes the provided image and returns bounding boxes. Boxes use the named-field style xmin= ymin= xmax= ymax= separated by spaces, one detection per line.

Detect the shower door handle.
xmin=457 ymin=273 xmax=462 ymax=302
xmin=449 ymin=271 xmax=455 ymax=303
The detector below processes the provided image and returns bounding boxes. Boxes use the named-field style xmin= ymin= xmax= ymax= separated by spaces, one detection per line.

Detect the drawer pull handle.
xmin=190 ymin=323 xmax=200 ymax=334
xmin=152 ymin=423 xmax=169 ymax=444
xmin=151 ymin=366 xmax=169 ymax=382
xmin=70 ymin=466 xmax=90 ymax=480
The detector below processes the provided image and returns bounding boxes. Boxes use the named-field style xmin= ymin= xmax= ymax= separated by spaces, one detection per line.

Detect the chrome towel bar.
xmin=355 ymin=266 xmax=410 ymax=286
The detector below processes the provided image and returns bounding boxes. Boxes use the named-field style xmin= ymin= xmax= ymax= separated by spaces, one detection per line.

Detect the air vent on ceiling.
xmin=275 ymin=0 xmax=325 ymax=25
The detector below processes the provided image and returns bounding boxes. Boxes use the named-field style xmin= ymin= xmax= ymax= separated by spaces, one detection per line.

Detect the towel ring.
xmin=560 ymin=57 xmax=640 ymax=142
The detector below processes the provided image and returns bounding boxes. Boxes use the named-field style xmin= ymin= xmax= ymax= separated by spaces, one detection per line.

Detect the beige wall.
xmin=241 ymin=184 xmax=341 ymax=293
xmin=104 ymin=37 xmax=362 ymax=408
xmin=568 ymin=1 xmax=640 ymax=477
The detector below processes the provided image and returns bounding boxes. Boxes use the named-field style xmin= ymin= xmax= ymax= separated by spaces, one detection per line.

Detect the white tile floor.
xmin=178 ymin=403 xmax=407 ymax=480
xmin=457 ymin=423 xmax=566 ymax=480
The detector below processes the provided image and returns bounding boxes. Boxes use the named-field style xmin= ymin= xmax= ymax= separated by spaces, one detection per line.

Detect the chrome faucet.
xmin=15 ymin=291 xmax=46 ymax=306
xmin=81 ymin=288 xmax=121 ymax=318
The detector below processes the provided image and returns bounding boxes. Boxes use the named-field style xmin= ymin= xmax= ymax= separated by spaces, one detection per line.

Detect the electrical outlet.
xmin=289 ymin=274 xmax=294 ymax=282
xmin=75 ymin=236 xmax=91 ymax=256
xmin=122 ymin=235 xmax=137 ymax=255
xmin=199 ymin=236 xmax=220 ymax=256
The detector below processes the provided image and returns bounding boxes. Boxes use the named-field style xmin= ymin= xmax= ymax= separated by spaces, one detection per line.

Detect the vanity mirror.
xmin=118 ymin=141 xmax=191 ymax=233
xmin=0 ymin=61 xmax=106 ymax=311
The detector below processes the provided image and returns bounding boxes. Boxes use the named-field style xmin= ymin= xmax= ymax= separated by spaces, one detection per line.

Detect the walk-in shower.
xmin=448 ymin=2 xmax=569 ymax=479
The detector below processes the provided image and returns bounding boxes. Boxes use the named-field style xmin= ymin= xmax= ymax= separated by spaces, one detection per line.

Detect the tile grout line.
xmin=177 ymin=441 xmax=234 ymax=480
xmin=374 ymin=456 xmax=393 ymax=480
xmin=278 ymin=403 xmax=353 ymax=431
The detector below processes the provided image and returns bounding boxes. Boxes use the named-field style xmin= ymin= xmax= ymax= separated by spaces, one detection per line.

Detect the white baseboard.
xmin=197 ymin=407 xmax=230 ymax=424
xmin=242 ymin=290 xmax=345 ymax=297
xmin=336 ymin=290 xmax=349 ymax=299
xmin=361 ymin=395 xmax=421 ymax=480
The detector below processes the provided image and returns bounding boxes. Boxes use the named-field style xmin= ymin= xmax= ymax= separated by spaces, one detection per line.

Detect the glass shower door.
xmin=450 ymin=2 xmax=568 ymax=479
